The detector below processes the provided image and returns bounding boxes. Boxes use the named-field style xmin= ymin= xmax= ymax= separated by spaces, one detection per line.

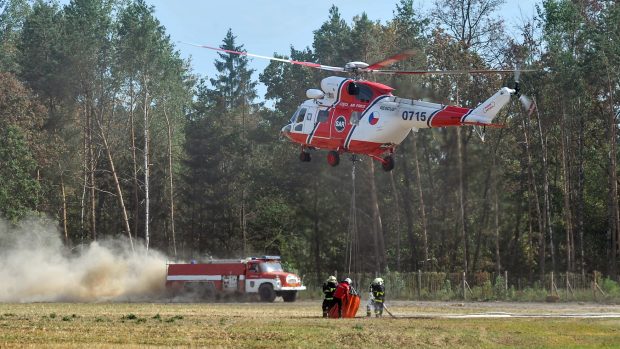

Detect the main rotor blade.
xmin=370 ymin=69 xmax=534 ymax=75
xmin=183 ymin=42 xmax=345 ymax=72
xmin=366 ymin=49 xmax=417 ymax=70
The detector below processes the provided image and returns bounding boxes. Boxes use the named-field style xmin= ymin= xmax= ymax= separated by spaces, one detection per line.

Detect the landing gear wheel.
xmin=327 ymin=151 xmax=340 ymax=167
xmin=259 ymin=283 xmax=276 ymax=302
xmin=382 ymin=155 xmax=394 ymax=172
xmin=299 ymin=151 xmax=311 ymax=162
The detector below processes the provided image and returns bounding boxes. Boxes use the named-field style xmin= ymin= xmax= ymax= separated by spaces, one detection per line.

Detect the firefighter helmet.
xmin=327 ymin=275 xmax=337 ymax=283
xmin=344 ymin=277 xmax=352 ymax=284
xmin=373 ymin=277 xmax=384 ymax=285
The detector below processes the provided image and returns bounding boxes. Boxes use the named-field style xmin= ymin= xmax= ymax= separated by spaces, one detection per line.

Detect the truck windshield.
xmin=260 ymin=262 xmax=283 ymax=272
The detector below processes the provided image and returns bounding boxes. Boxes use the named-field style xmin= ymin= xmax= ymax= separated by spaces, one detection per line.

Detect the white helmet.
xmin=344 ymin=278 xmax=352 ymax=284
xmin=327 ymin=275 xmax=337 ymax=283
xmin=373 ymin=277 xmax=384 ymax=285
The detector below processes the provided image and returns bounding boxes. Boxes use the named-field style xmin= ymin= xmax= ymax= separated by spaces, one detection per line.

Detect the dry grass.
xmin=1 ymin=301 xmax=619 ymax=348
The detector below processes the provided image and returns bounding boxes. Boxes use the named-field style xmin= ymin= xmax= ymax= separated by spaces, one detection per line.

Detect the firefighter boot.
xmin=366 ymin=305 xmax=371 ymax=317
xmin=323 ymin=311 xmax=328 ymax=318
xmin=376 ymin=307 xmax=383 ymax=318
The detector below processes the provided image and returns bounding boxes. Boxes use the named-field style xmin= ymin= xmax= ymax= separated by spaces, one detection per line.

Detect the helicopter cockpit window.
xmin=317 ymin=110 xmax=329 ymax=123
xmin=289 ymin=108 xmax=300 ymax=123
xmin=347 ymin=82 xmax=359 ymax=96
xmin=295 ymin=108 xmax=307 ymax=123
xmin=350 ymin=111 xmax=362 ymax=125
xmin=355 ymin=84 xmax=374 ymax=103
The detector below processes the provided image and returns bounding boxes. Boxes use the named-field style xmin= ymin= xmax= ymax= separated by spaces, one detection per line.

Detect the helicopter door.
xmin=302 ymin=106 xmax=317 ymax=134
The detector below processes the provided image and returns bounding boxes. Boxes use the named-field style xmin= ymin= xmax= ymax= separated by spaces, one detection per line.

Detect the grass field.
xmin=1 ymin=301 xmax=620 ymax=348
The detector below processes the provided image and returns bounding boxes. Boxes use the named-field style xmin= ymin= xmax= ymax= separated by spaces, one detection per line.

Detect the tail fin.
xmin=467 ymin=87 xmax=514 ymax=124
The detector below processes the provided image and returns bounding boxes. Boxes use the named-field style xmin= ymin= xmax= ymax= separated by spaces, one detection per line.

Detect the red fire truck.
xmin=165 ymin=256 xmax=306 ymax=302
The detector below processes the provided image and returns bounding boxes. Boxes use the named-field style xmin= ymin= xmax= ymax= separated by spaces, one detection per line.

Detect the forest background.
xmin=1 ymin=0 xmax=620 ymax=291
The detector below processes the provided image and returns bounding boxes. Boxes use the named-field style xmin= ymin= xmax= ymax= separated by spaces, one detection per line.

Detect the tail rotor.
xmin=513 ymin=63 xmax=536 ymax=115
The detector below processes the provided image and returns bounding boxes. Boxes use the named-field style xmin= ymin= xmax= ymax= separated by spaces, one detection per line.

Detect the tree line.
xmin=1 ymin=0 xmax=619 ymax=284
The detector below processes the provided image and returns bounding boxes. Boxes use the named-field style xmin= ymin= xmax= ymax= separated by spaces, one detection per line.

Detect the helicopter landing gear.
xmin=381 ymin=155 xmax=394 ymax=172
xmin=299 ymin=150 xmax=311 ymax=162
xmin=327 ymin=151 xmax=340 ymax=167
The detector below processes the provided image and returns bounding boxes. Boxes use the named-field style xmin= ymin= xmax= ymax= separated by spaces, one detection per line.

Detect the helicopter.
xmin=189 ymin=44 xmax=533 ymax=171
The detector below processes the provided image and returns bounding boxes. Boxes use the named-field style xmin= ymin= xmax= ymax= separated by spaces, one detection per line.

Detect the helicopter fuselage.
xmin=281 ymin=76 xmax=514 ymax=169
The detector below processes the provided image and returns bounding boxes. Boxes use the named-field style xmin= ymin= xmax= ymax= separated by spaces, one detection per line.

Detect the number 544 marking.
xmin=402 ymin=111 xmax=427 ymax=121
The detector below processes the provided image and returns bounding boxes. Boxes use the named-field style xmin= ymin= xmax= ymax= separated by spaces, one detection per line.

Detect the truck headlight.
xmin=286 ymin=275 xmax=299 ymax=285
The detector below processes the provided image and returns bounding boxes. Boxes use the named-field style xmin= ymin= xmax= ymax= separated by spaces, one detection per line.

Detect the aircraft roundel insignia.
xmin=368 ymin=111 xmax=380 ymax=125
xmin=334 ymin=115 xmax=346 ymax=132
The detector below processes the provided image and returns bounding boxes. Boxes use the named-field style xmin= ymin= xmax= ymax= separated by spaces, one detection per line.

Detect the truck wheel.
xmin=259 ymin=284 xmax=276 ymax=302
xmin=282 ymin=291 xmax=297 ymax=302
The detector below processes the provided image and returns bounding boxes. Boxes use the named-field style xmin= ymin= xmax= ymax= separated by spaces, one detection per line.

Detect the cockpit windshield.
xmin=260 ymin=262 xmax=284 ymax=273
xmin=289 ymin=108 xmax=300 ymax=124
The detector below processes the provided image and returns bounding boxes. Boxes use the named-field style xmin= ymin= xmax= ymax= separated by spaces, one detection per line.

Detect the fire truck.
xmin=165 ymin=256 xmax=306 ymax=302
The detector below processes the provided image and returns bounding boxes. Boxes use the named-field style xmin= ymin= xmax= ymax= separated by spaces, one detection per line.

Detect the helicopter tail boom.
xmin=467 ymin=87 xmax=515 ymax=124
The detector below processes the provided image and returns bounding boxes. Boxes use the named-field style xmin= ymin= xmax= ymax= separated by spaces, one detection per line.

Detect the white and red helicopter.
xmin=190 ymin=44 xmax=532 ymax=171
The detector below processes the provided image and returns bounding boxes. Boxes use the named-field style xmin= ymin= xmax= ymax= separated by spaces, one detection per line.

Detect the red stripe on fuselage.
xmin=347 ymin=140 xmax=388 ymax=157
xmin=288 ymin=131 xmax=388 ymax=157
xmin=429 ymin=105 xmax=471 ymax=127
xmin=289 ymin=132 xmax=337 ymax=149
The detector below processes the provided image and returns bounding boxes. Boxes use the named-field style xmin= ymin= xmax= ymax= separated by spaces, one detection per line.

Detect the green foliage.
xmin=18 ymin=1 xmax=64 ymax=101
xmin=508 ymin=287 xmax=548 ymax=302
xmin=0 ymin=124 xmax=40 ymax=220
xmin=385 ymin=272 xmax=407 ymax=298
xmin=164 ymin=315 xmax=183 ymax=323
xmin=493 ymin=275 xmax=507 ymax=299
xmin=436 ymin=279 xmax=455 ymax=301
xmin=313 ymin=5 xmax=352 ymax=64
xmin=208 ymin=28 xmax=258 ymax=112
xmin=600 ymin=278 xmax=620 ymax=297
xmin=471 ymin=280 xmax=494 ymax=300
xmin=259 ymin=47 xmax=317 ymax=115
xmin=0 ymin=0 xmax=31 ymax=72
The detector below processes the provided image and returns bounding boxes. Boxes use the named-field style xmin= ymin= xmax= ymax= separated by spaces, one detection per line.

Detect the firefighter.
xmin=322 ymin=275 xmax=338 ymax=317
xmin=366 ymin=277 xmax=385 ymax=317
xmin=333 ymin=277 xmax=352 ymax=318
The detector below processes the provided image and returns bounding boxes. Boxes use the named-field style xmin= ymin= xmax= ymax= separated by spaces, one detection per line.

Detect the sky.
xmin=146 ymin=0 xmax=540 ymax=101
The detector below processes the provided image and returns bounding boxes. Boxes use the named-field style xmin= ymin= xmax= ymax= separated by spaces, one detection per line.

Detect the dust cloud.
xmin=0 ymin=216 xmax=168 ymax=303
